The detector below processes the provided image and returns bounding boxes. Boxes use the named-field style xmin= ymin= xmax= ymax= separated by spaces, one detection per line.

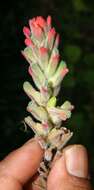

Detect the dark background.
xmin=0 ymin=0 xmax=94 ymax=185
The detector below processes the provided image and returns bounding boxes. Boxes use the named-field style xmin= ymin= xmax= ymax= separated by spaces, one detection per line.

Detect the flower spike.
xmin=22 ymin=16 xmax=74 ymax=190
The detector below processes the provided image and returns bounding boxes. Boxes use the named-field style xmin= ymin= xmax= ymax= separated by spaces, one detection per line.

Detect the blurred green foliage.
xmin=72 ymin=0 xmax=89 ymax=12
xmin=0 ymin=0 xmax=94 ymax=184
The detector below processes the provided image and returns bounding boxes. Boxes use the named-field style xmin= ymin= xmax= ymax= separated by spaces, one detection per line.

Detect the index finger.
xmin=0 ymin=139 xmax=43 ymax=186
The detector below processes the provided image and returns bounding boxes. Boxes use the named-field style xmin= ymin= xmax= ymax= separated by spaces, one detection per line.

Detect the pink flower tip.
xmin=24 ymin=38 xmax=34 ymax=47
xmin=28 ymin=66 xmax=33 ymax=76
xmin=23 ymin=26 xmax=31 ymax=37
xmin=42 ymin=122 xmax=49 ymax=129
xmin=36 ymin=16 xmax=46 ymax=28
xmin=50 ymin=28 xmax=56 ymax=36
xmin=52 ymin=54 xmax=60 ymax=62
xmin=41 ymin=86 xmax=48 ymax=93
xmin=61 ymin=67 xmax=69 ymax=77
xmin=55 ymin=34 xmax=60 ymax=45
xmin=39 ymin=47 xmax=48 ymax=54
xmin=27 ymin=107 xmax=31 ymax=112
xmin=47 ymin=16 xmax=52 ymax=27
xmin=59 ymin=111 xmax=67 ymax=120
xmin=48 ymin=28 xmax=56 ymax=41
xmin=29 ymin=18 xmax=36 ymax=28
xmin=29 ymin=16 xmax=46 ymax=30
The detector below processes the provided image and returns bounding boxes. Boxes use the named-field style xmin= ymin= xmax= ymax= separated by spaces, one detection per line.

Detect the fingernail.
xmin=64 ymin=145 xmax=89 ymax=178
xmin=23 ymin=138 xmax=44 ymax=155
xmin=24 ymin=138 xmax=43 ymax=149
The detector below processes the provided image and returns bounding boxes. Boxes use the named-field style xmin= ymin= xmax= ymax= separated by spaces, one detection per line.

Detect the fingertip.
xmin=0 ymin=138 xmax=44 ymax=185
xmin=22 ymin=138 xmax=44 ymax=155
xmin=47 ymin=145 xmax=91 ymax=190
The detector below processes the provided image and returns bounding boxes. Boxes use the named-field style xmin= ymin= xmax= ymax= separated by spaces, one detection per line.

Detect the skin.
xmin=0 ymin=139 xmax=92 ymax=190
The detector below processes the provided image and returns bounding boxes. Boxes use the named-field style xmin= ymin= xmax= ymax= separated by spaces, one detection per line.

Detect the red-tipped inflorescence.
xmin=22 ymin=16 xmax=74 ymax=190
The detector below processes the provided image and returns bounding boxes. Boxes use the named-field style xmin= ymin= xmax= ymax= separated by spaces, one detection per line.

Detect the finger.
xmin=0 ymin=139 xmax=44 ymax=189
xmin=47 ymin=145 xmax=92 ymax=190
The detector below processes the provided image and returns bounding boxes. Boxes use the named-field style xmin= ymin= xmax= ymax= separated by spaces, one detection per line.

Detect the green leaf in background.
xmin=69 ymin=112 xmax=85 ymax=129
xmin=72 ymin=0 xmax=89 ymax=12
xmin=63 ymin=74 xmax=75 ymax=88
xmin=84 ymin=53 xmax=94 ymax=69
xmin=64 ymin=45 xmax=82 ymax=64
xmin=83 ymin=70 xmax=94 ymax=88
xmin=68 ymin=112 xmax=91 ymax=143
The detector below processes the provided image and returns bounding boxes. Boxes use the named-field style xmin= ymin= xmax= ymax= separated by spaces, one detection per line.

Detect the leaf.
xmin=64 ymin=45 xmax=82 ymax=63
xmin=83 ymin=70 xmax=94 ymax=88
xmin=83 ymin=54 xmax=94 ymax=68
xmin=72 ymin=0 xmax=89 ymax=12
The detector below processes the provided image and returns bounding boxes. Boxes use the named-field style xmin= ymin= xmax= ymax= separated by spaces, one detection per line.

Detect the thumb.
xmin=47 ymin=145 xmax=92 ymax=190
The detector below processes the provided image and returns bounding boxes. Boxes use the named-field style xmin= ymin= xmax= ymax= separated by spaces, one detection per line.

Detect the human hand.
xmin=0 ymin=139 xmax=92 ymax=190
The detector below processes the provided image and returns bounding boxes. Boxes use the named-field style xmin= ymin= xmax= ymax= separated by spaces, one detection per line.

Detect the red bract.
xmin=47 ymin=16 xmax=52 ymax=27
xmin=24 ymin=38 xmax=34 ymax=47
xmin=54 ymin=34 xmax=60 ymax=48
xmin=30 ymin=22 xmax=43 ymax=39
xmin=39 ymin=47 xmax=48 ymax=55
xmin=52 ymin=54 xmax=60 ymax=65
xmin=42 ymin=123 xmax=49 ymax=129
xmin=29 ymin=16 xmax=51 ymax=30
xmin=23 ymin=26 xmax=31 ymax=38
xmin=28 ymin=66 xmax=33 ymax=76
xmin=29 ymin=17 xmax=46 ymax=36
xmin=48 ymin=28 xmax=56 ymax=41
xmin=35 ymin=16 xmax=46 ymax=28
xmin=61 ymin=68 xmax=69 ymax=77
